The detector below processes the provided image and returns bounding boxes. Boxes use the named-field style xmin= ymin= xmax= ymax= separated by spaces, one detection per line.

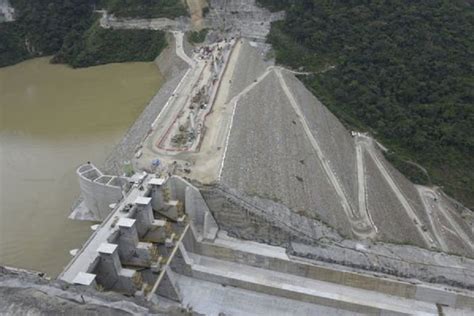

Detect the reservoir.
xmin=0 ymin=57 xmax=163 ymax=276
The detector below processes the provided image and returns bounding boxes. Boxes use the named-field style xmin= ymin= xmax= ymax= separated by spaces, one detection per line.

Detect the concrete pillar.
xmin=97 ymin=243 xmax=121 ymax=289
xmin=117 ymin=218 xmax=139 ymax=261
xmin=150 ymin=178 xmax=166 ymax=211
xmin=134 ymin=196 xmax=153 ymax=238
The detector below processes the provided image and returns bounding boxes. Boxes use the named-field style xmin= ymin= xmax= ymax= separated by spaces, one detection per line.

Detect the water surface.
xmin=0 ymin=57 xmax=163 ymax=276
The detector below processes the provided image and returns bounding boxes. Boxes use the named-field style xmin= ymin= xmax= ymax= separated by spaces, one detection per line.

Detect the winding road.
xmin=357 ymin=134 xmax=438 ymax=249
xmin=276 ymin=69 xmax=377 ymax=239
xmin=417 ymin=186 xmax=474 ymax=253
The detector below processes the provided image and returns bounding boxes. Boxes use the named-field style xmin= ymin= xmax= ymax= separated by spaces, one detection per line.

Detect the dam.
xmin=60 ymin=163 xmax=474 ymax=315
xmin=29 ymin=0 xmax=474 ymax=314
xmin=59 ymin=25 xmax=474 ymax=315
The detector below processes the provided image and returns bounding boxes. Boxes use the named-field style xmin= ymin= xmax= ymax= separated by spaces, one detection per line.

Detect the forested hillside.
xmin=258 ymin=0 xmax=474 ymax=209
xmin=53 ymin=22 xmax=167 ymax=67
xmin=0 ymin=0 xmax=185 ymax=68
xmin=0 ymin=0 xmax=95 ymax=66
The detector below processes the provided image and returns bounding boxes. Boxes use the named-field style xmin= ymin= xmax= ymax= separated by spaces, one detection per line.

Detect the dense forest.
xmin=0 ymin=0 xmax=185 ymax=68
xmin=188 ymin=28 xmax=208 ymax=43
xmin=54 ymin=22 xmax=167 ymax=67
xmin=257 ymin=0 xmax=474 ymax=208
xmin=0 ymin=0 xmax=95 ymax=67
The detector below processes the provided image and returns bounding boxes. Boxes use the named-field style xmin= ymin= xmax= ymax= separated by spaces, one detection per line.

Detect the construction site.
xmin=3 ymin=1 xmax=474 ymax=315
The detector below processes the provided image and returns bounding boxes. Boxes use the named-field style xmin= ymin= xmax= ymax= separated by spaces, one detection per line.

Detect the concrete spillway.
xmin=61 ymin=168 xmax=474 ymax=314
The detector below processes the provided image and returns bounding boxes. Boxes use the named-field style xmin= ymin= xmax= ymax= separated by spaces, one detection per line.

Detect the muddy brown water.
xmin=0 ymin=57 xmax=163 ymax=277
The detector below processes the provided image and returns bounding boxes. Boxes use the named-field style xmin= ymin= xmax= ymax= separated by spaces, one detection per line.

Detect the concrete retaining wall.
xmin=77 ymin=164 xmax=124 ymax=220
xmin=201 ymin=184 xmax=474 ymax=292
xmin=179 ymin=225 xmax=474 ymax=310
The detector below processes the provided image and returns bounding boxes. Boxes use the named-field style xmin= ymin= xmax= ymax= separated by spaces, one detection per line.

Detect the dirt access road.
xmin=186 ymin=0 xmax=207 ymax=30
xmin=417 ymin=185 xmax=474 ymax=254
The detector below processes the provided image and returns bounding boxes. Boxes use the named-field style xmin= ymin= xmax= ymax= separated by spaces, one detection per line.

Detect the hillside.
xmin=257 ymin=0 xmax=474 ymax=209
xmin=53 ymin=21 xmax=167 ymax=67
xmin=0 ymin=0 xmax=185 ymax=68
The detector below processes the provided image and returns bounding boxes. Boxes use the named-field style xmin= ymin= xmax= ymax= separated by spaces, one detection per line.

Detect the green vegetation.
xmin=98 ymin=0 xmax=188 ymax=18
xmin=0 ymin=0 xmax=95 ymax=67
xmin=188 ymin=28 xmax=208 ymax=43
xmin=10 ymin=0 xmax=95 ymax=55
xmin=0 ymin=0 xmax=187 ymax=68
xmin=0 ymin=22 xmax=28 ymax=66
xmin=54 ymin=21 xmax=167 ymax=67
xmin=258 ymin=0 xmax=474 ymax=208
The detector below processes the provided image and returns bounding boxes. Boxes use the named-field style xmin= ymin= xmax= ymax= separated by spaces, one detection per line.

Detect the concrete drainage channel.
xmin=169 ymin=225 xmax=474 ymax=315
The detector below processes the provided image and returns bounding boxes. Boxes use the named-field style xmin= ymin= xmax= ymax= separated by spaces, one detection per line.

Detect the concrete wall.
xmin=181 ymin=228 xmax=414 ymax=299
xmin=201 ymin=184 xmax=474 ymax=292
xmin=166 ymin=176 xmax=189 ymax=202
xmin=77 ymin=164 xmax=124 ymax=220
xmin=179 ymin=225 xmax=474 ymax=310
xmin=184 ymin=184 xmax=218 ymax=240
xmin=162 ymin=176 xmax=218 ymax=240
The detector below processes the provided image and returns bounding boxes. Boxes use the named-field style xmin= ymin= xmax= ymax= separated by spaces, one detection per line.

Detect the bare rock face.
xmin=204 ymin=0 xmax=284 ymax=41
xmin=0 ymin=266 xmax=192 ymax=315
xmin=0 ymin=287 xmax=132 ymax=316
